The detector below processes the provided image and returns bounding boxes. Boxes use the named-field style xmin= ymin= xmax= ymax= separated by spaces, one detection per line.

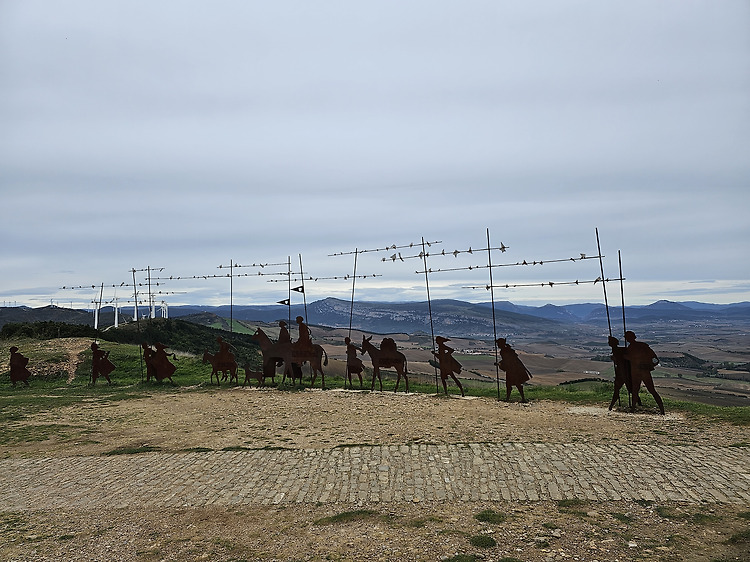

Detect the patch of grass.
xmin=691 ymin=512 xmax=721 ymax=525
xmin=443 ymin=555 xmax=479 ymax=562
xmin=102 ymin=445 xmax=161 ymax=456
xmin=0 ymin=423 xmax=79 ymax=445
xmin=56 ymin=534 xmax=75 ymax=541
xmin=610 ymin=512 xmax=634 ymax=523
xmin=474 ymin=509 xmax=507 ymax=524
xmin=542 ymin=522 xmax=560 ymax=529
xmin=221 ymin=445 xmax=252 ymax=451
xmin=182 ymin=447 xmax=213 ymax=453
xmin=406 ymin=516 xmax=442 ymax=528
xmin=469 ymin=534 xmax=497 ymax=548
xmin=724 ymin=528 xmax=750 ymax=544
xmin=737 ymin=511 xmax=750 ymax=520
xmin=314 ymin=509 xmax=379 ymax=525
xmin=557 ymin=498 xmax=590 ymax=517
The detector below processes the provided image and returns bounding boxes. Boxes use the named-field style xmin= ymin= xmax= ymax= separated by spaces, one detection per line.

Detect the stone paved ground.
xmin=2 ymin=442 xmax=748 ymax=512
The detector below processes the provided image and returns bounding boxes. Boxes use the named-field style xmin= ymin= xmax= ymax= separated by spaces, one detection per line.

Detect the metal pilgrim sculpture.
xmin=607 ymin=335 xmax=640 ymax=411
xmin=203 ymin=336 xmax=238 ymax=385
xmin=495 ymin=338 xmax=532 ymax=402
xmin=360 ymin=335 xmax=409 ymax=393
xmin=142 ymin=342 xmax=176 ymax=383
xmin=250 ymin=320 xmax=328 ymax=388
xmin=433 ymin=336 xmax=464 ymax=397
xmin=623 ymin=330 xmax=664 ymax=415
xmin=344 ymin=336 xmax=365 ymax=389
xmin=90 ymin=342 xmax=115 ymax=385
xmin=54 ymin=228 xmax=666 ymax=415
xmin=9 ymin=346 xmax=31 ymax=386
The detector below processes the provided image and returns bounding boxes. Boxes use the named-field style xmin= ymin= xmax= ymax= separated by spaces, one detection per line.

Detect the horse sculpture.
xmin=360 ymin=335 xmax=409 ymax=393
xmin=202 ymin=350 xmax=238 ymax=386
xmin=250 ymin=328 xmax=328 ymax=387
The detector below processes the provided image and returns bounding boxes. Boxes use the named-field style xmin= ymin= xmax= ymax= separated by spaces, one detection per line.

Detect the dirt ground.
xmin=2 ymin=388 xmax=750 ymax=561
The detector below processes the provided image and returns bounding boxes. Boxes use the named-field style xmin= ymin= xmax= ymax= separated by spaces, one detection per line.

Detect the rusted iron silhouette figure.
xmin=607 ymin=335 xmax=641 ymax=411
xmin=90 ymin=342 xmax=115 ymax=385
xmin=495 ymin=337 xmax=532 ymax=402
xmin=624 ymin=330 xmax=664 ymax=415
xmin=250 ymin=328 xmax=327 ymax=387
xmin=203 ymin=336 xmax=238 ymax=385
xmin=344 ymin=336 xmax=365 ymax=389
xmin=242 ymin=362 xmax=276 ymax=387
xmin=360 ymin=335 xmax=409 ymax=393
xmin=9 ymin=346 xmax=31 ymax=386
xmin=144 ymin=342 xmax=176 ymax=383
xmin=295 ymin=316 xmax=313 ymax=352
xmin=141 ymin=342 xmax=156 ymax=381
xmin=433 ymin=336 xmax=464 ymax=397
xmin=278 ymin=320 xmax=291 ymax=344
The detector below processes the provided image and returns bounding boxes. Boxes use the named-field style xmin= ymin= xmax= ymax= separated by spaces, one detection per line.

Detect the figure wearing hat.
xmin=623 ymin=330 xmax=664 ymax=414
xmin=344 ymin=336 xmax=365 ymax=389
xmin=433 ymin=336 xmax=464 ymax=397
xmin=295 ymin=316 xmax=313 ymax=352
xmin=495 ymin=337 xmax=531 ymax=402
xmin=278 ymin=320 xmax=291 ymax=344
xmin=91 ymin=342 xmax=115 ymax=385
xmin=9 ymin=346 xmax=31 ymax=386
xmin=607 ymin=335 xmax=641 ymax=411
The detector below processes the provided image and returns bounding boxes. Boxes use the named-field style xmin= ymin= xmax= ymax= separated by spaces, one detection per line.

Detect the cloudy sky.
xmin=2 ymin=1 xmax=748 ymax=310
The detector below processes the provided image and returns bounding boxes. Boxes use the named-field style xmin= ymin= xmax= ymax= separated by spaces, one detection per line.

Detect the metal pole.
xmin=299 ymin=254 xmax=308 ymax=322
xmin=348 ymin=249 xmax=358 ymax=339
xmin=618 ymin=249 xmax=633 ymax=408
xmin=595 ymin=228 xmax=612 ymax=337
xmin=619 ymin=250 xmax=627 ymax=338
xmin=287 ymin=256 xmax=292 ymax=326
xmin=148 ymin=266 xmax=154 ymax=319
xmin=421 ymin=237 xmax=438 ymax=393
xmin=487 ymin=228 xmax=501 ymax=401
xmin=230 ymin=259 xmax=233 ymax=335
xmin=132 ymin=268 xmax=143 ymax=382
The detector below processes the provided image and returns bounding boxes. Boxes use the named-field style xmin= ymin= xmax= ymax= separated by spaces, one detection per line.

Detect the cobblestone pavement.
xmin=2 ymin=443 xmax=749 ymax=511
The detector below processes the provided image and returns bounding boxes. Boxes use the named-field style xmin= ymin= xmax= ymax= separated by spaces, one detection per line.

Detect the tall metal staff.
xmin=486 ymin=229 xmax=502 ymax=401
xmin=595 ymin=228 xmax=612 ymax=337
xmin=296 ymin=254 xmax=308 ymax=323
xmin=131 ymin=268 xmax=144 ymax=381
xmin=420 ymin=237 xmax=439 ymax=393
xmin=596 ymin=229 xmax=631 ymax=409
xmin=619 ymin=250 xmax=627 ymax=339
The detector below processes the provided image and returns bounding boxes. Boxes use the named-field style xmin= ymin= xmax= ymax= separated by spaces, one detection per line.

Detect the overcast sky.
xmin=2 ymin=0 xmax=749 ymax=310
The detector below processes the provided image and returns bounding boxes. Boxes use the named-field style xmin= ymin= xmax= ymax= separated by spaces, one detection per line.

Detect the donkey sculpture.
xmin=360 ymin=335 xmax=409 ymax=393
xmin=202 ymin=350 xmax=238 ymax=386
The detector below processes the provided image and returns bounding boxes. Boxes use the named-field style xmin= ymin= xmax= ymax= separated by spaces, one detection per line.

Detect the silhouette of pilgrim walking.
xmin=9 ymin=346 xmax=31 ymax=386
xmin=607 ymin=335 xmax=641 ymax=410
xmin=433 ymin=336 xmax=465 ymax=397
xmin=495 ymin=337 xmax=532 ymax=402
xmin=623 ymin=330 xmax=664 ymax=415
xmin=344 ymin=336 xmax=365 ymax=388
xmin=90 ymin=342 xmax=115 ymax=385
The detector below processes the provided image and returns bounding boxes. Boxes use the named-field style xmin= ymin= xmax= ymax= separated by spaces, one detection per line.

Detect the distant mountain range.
xmin=3 ymin=298 xmax=748 ymax=339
